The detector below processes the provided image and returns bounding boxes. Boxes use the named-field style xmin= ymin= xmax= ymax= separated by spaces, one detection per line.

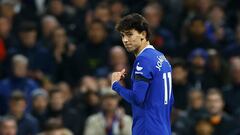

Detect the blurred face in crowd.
xmin=230 ymin=57 xmax=240 ymax=84
xmin=52 ymin=27 xmax=67 ymax=48
xmin=191 ymin=55 xmax=206 ymax=69
xmin=19 ymin=30 xmax=37 ymax=48
xmin=111 ymin=1 xmax=124 ymax=17
xmin=57 ymin=82 xmax=72 ymax=102
xmin=190 ymin=20 xmax=205 ymax=37
xmin=195 ymin=120 xmax=214 ymax=135
xmin=12 ymin=60 xmax=27 ymax=78
xmin=86 ymin=91 xmax=100 ymax=106
xmin=49 ymin=0 xmax=64 ymax=16
xmin=184 ymin=0 xmax=196 ymax=10
xmin=80 ymin=76 xmax=98 ymax=92
xmin=109 ymin=46 xmax=127 ymax=67
xmin=121 ymin=29 xmax=147 ymax=53
xmin=206 ymin=90 xmax=224 ymax=115
xmin=32 ymin=95 xmax=48 ymax=113
xmin=9 ymin=99 xmax=26 ymax=118
xmin=188 ymin=90 xmax=204 ymax=110
xmin=98 ymin=78 xmax=110 ymax=90
xmin=50 ymin=91 xmax=65 ymax=111
xmin=102 ymin=96 xmax=119 ymax=112
xmin=143 ymin=3 xmax=162 ymax=29
xmin=0 ymin=3 xmax=15 ymax=19
xmin=88 ymin=22 xmax=107 ymax=44
xmin=0 ymin=17 xmax=11 ymax=38
xmin=197 ymin=0 xmax=212 ymax=15
xmin=209 ymin=6 xmax=225 ymax=24
xmin=172 ymin=66 xmax=188 ymax=84
xmin=94 ymin=5 xmax=111 ymax=24
xmin=0 ymin=119 xmax=17 ymax=135
xmin=42 ymin=16 xmax=59 ymax=37
xmin=72 ymin=0 xmax=87 ymax=8
xmin=208 ymin=51 xmax=221 ymax=72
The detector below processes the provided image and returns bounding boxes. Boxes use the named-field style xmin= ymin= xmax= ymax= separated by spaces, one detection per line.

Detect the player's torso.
xmin=130 ymin=48 xmax=173 ymax=135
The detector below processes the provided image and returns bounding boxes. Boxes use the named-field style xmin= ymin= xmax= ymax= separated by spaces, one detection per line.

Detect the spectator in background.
xmin=73 ymin=19 xmax=110 ymax=76
xmin=0 ymin=1 xmax=16 ymax=22
xmin=205 ymin=88 xmax=239 ymax=135
xmin=188 ymin=48 xmax=214 ymax=90
xmin=0 ymin=16 xmax=12 ymax=78
xmin=70 ymin=0 xmax=89 ymax=43
xmin=207 ymin=49 xmax=229 ymax=88
xmin=57 ymin=82 xmax=72 ymax=102
xmin=96 ymin=46 xmax=129 ymax=77
xmin=224 ymin=57 xmax=240 ymax=115
xmin=180 ymin=16 xmax=213 ymax=57
xmin=0 ymin=116 xmax=17 ymax=135
xmin=8 ymin=91 xmax=39 ymax=135
xmin=7 ymin=21 xmax=50 ymax=81
xmin=46 ymin=0 xmax=73 ymax=32
xmin=0 ymin=54 xmax=38 ymax=115
xmin=47 ymin=89 xmax=65 ymax=121
xmin=223 ymin=24 xmax=240 ymax=58
xmin=205 ymin=3 xmax=234 ymax=49
xmin=172 ymin=59 xmax=191 ymax=110
xmin=39 ymin=15 xmax=59 ymax=49
xmin=172 ymin=89 xmax=207 ymax=135
xmin=108 ymin=0 xmax=126 ymax=44
xmin=62 ymin=76 xmax=100 ymax=135
xmin=31 ymin=89 xmax=49 ymax=131
xmin=195 ymin=0 xmax=213 ymax=18
xmin=48 ymin=26 xmax=76 ymax=84
xmin=143 ymin=2 xmax=177 ymax=56
xmin=195 ymin=117 xmax=214 ymax=135
xmin=94 ymin=2 xmax=113 ymax=32
xmin=84 ymin=88 xmax=132 ymax=135
xmin=110 ymin=0 xmax=126 ymax=25
xmin=39 ymin=119 xmax=73 ymax=135
xmin=0 ymin=16 xmax=15 ymax=51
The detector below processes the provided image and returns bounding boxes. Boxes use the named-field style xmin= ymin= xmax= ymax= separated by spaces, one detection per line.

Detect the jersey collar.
xmin=137 ymin=45 xmax=155 ymax=56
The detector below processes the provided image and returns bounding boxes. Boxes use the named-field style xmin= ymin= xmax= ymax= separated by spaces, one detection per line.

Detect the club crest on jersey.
xmin=135 ymin=62 xmax=144 ymax=75
xmin=136 ymin=62 xmax=143 ymax=71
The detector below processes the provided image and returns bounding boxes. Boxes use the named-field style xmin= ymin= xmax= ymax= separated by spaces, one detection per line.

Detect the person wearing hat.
xmin=84 ymin=88 xmax=132 ymax=135
xmin=31 ymin=89 xmax=49 ymax=131
xmin=8 ymin=91 xmax=39 ymax=135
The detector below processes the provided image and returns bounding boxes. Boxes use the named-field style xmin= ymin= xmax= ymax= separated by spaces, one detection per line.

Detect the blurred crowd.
xmin=0 ymin=0 xmax=240 ymax=135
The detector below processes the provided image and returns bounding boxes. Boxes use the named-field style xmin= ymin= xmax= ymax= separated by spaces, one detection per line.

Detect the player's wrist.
xmin=112 ymin=81 xmax=121 ymax=92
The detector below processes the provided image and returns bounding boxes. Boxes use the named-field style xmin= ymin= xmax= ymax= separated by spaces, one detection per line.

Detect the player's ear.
xmin=140 ymin=31 xmax=147 ymax=40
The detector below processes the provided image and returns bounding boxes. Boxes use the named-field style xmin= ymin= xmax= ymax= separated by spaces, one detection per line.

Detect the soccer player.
xmin=111 ymin=13 xmax=174 ymax=135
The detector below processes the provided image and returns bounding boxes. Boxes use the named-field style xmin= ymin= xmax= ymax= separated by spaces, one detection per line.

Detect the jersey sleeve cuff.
xmin=112 ymin=81 xmax=121 ymax=93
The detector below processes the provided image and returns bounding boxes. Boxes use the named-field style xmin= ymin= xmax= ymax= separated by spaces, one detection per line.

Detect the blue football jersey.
xmin=130 ymin=45 xmax=173 ymax=135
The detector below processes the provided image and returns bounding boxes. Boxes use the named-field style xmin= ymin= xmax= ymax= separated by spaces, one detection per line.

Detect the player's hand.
xmin=111 ymin=69 xmax=126 ymax=85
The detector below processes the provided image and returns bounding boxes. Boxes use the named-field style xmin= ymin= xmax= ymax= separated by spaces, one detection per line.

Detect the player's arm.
xmin=111 ymin=56 xmax=152 ymax=106
xmin=112 ymin=79 xmax=149 ymax=105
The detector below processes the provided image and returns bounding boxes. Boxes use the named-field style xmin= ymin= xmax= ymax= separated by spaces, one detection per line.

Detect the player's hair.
xmin=115 ymin=13 xmax=151 ymax=40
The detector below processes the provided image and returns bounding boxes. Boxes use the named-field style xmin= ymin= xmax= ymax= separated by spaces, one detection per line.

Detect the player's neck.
xmin=134 ymin=40 xmax=150 ymax=56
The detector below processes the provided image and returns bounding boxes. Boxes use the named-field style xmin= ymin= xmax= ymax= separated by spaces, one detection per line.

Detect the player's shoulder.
xmin=137 ymin=46 xmax=164 ymax=62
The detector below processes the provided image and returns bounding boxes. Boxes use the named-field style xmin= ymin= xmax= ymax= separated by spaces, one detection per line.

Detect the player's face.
xmin=120 ymin=29 xmax=145 ymax=52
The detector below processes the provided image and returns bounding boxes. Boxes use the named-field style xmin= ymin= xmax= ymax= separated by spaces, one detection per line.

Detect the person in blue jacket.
xmin=0 ymin=54 xmax=39 ymax=115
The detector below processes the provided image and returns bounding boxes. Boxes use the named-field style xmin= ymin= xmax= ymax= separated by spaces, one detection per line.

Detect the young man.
xmin=111 ymin=13 xmax=174 ymax=135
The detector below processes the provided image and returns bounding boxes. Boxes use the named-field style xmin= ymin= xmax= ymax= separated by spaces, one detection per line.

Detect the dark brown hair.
xmin=115 ymin=13 xmax=151 ymax=40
